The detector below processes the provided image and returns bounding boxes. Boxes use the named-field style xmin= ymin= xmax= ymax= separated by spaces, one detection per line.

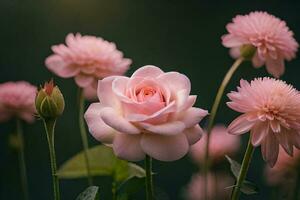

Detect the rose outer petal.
xmin=113 ymin=134 xmax=145 ymax=161
xmin=84 ymin=103 xmax=116 ymax=144
xmin=141 ymin=133 xmax=189 ymax=161
xmin=100 ymin=107 xmax=140 ymax=134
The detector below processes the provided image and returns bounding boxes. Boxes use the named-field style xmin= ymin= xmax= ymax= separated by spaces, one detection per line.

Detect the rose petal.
xmin=184 ymin=125 xmax=204 ymax=145
xmin=100 ymin=107 xmax=140 ymax=134
xmin=97 ymin=76 xmax=121 ymax=108
xmin=113 ymin=134 xmax=145 ymax=161
xmin=84 ymin=103 xmax=116 ymax=144
xmin=125 ymin=101 xmax=176 ymax=123
xmin=139 ymin=121 xmax=185 ymax=135
xmin=157 ymin=72 xmax=191 ymax=98
xmin=141 ymin=133 xmax=189 ymax=161
xmin=180 ymin=95 xmax=197 ymax=111
xmin=179 ymin=107 xmax=208 ymax=128
xmin=131 ymin=65 xmax=164 ymax=78
xmin=45 ymin=55 xmax=79 ymax=78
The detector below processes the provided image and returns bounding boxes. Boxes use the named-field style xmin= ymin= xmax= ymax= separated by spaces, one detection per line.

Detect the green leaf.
xmin=225 ymin=155 xmax=259 ymax=195
xmin=225 ymin=155 xmax=240 ymax=178
xmin=76 ymin=186 xmax=99 ymax=200
xmin=57 ymin=145 xmax=145 ymax=182
xmin=241 ymin=181 xmax=259 ymax=195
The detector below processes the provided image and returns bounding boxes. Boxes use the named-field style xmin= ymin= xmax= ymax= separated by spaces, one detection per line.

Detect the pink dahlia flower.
xmin=190 ymin=125 xmax=240 ymax=163
xmin=186 ymin=173 xmax=233 ymax=200
xmin=222 ymin=11 xmax=298 ymax=78
xmin=0 ymin=81 xmax=37 ymax=123
xmin=227 ymin=77 xmax=300 ymax=167
xmin=265 ymin=147 xmax=300 ymax=185
xmin=45 ymin=33 xmax=132 ymax=99
xmin=84 ymin=65 xmax=208 ymax=161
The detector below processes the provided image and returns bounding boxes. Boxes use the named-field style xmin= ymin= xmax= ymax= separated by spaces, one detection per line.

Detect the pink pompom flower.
xmin=190 ymin=125 xmax=240 ymax=164
xmin=227 ymin=77 xmax=300 ymax=167
xmin=45 ymin=33 xmax=132 ymax=99
xmin=186 ymin=173 xmax=233 ymax=200
xmin=84 ymin=65 xmax=208 ymax=161
xmin=0 ymin=81 xmax=37 ymax=123
xmin=222 ymin=11 xmax=298 ymax=78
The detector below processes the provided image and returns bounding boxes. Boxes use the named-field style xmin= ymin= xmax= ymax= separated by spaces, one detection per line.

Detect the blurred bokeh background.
xmin=1 ymin=0 xmax=300 ymax=199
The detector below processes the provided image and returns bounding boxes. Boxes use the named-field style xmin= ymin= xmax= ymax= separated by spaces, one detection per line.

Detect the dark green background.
xmin=1 ymin=0 xmax=300 ymax=199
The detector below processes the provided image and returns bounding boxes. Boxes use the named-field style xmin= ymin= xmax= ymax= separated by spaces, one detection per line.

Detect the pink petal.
xmin=112 ymin=76 xmax=132 ymax=103
xmin=229 ymin=47 xmax=241 ymax=58
xmin=83 ymin=85 xmax=98 ymax=101
xmin=113 ymin=134 xmax=145 ymax=161
xmin=74 ymin=74 xmax=94 ymax=87
xmin=221 ymin=34 xmax=247 ymax=47
xmin=100 ymin=107 xmax=140 ymax=134
xmin=184 ymin=125 xmax=204 ymax=145
xmin=251 ymin=122 xmax=269 ymax=146
xmin=97 ymin=76 xmax=121 ymax=108
xmin=141 ymin=133 xmax=189 ymax=161
xmin=45 ymin=55 xmax=79 ymax=78
xmin=265 ymin=58 xmax=285 ymax=78
xmin=228 ymin=114 xmax=256 ymax=135
xmin=261 ymin=133 xmax=279 ymax=167
xmin=158 ymin=72 xmax=191 ymax=98
xmin=125 ymin=101 xmax=176 ymax=123
xmin=131 ymin=65 xmax=164 ymax=78
xmin=275 ymin=130 xmax=293 ymax=156
xmin=252 ymin=52 xmax=264 ymax=68
xmin=84 ymin=103 xmax=116 ymax=144
xmin=139 ymin=121 xmax=185 ymax=135
xmin=180 ymin=95 xmax=197 ymax=111
xmin=181 ymin=107 xmax=208 ymax=128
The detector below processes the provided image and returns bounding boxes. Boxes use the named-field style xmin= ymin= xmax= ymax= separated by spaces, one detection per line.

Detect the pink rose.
xmin=85 ymin=65 xmax=208 ymax=161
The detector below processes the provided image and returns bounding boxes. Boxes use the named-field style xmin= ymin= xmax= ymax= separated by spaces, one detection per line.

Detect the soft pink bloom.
xmin=227 ymin=77 xmax=300 ymax=167
xmin=186 ymin=173 xmax=233 ymax=200
xmin=45 ymin=33 xmax=132 ymax=100
xmin=222 ymin=11 xmax=298 ymax=78
xmin=190 ymin=125 xmax=240 ymax=163
xmin=0 ymin=81 xmax=37 ymax=123
xmin=265 ymin=147 xmax=300 ymax=185
xmin=84 ymin=65 xmax=208 ymax=161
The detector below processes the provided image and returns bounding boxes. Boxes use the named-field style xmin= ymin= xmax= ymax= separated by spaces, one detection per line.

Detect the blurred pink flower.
xmin=186 ymin=173 xmax=233 ymax=200
xmin=45 ymin=33 xmax=132 ymax=100
xmin=227 ymin=77 xmax=300 ymax=167
xmin=84 ymin=65 xmax=208 ymax=161
xmin=265 ymin=147 xmax=300 ymax=185
xmin=222 ymin=11 xmax=298 ymax=78
xmin=190 ymin=125 xmax=240 ymax=163
xmin=0 ymin=81 xmax=37 ymax=123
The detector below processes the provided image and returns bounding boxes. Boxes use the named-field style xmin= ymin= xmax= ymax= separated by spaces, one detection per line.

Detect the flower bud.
xmin=240 ymin=44 xmax=256 ymax=60
xmin=35 ymin=80 xmax=65 ymax=119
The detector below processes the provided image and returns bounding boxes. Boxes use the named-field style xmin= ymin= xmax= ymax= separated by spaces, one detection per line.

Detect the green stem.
xmin=203 ymin=57 xmax=244 ymax=200
xmin=78 ymin=88 xmax=93 ymax=186
xmin=16 ymin=119 xmax=29 ymax=200
xmin=43 ymin=118 xmax=60 ymax=200
xmin=231 ymin=137 xmax=255 ymax=200
xmin=145 ymin=155 xmax=154 ymax=200
xmin=112 ymin=180 xmax=117 ymax=200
